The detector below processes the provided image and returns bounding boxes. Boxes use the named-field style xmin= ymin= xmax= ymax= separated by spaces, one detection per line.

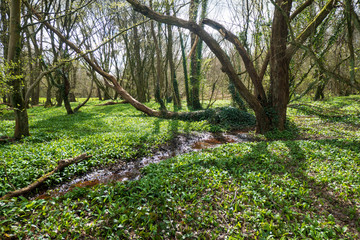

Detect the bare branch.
xmin=202 ymin=18 xmax=267 ymax=102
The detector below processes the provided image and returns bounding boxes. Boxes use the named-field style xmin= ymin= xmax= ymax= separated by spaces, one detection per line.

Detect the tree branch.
xmin=202 ymin=18 xmax=267 ymax=102
xmin=286 ymin=0 xmax=338 ymax=58
xmin=24 ymin=0 xmax=163 ymax=117
xmin=290 ymin=0 xmax=315 ymax=20
xmin=302 ymin=44 xmax=360 ymax=91
xmin=126 ymin=0 xmax=262 ymax=112
xmin=0 ymin=153 xmax=92 ymax=200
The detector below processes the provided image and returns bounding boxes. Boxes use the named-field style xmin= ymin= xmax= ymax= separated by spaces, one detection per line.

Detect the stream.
xmin=35 ymin=131 xmax=251 ymax=199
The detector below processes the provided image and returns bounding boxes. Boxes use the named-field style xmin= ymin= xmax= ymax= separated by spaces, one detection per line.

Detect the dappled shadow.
xmin=30 ymin=111 xmax=108 ymax=139
xmin=289 ymin=103 xmax=360 ymax=127
xmin=284 ymin=140 xmax=360 ymax=233
xmin=324 ymin=96 xmax=360 ymax=109
xmin=185 ymin=139 xmax=360 ymax=236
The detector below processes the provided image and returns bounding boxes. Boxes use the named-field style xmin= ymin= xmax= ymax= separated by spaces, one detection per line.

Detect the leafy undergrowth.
xmin=0 ymin=100 xmax=213 ymax=196
xmin=288 ymin=95 xmax=360 ymax=140
xmin=0 ymin=96 xmax=360 ymax=239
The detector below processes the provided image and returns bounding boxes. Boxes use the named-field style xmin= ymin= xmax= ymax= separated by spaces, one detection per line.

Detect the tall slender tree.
xmin=1 ymin=0 xmax=10 ymax=103
xmin=7 ymin=0 xmax=30 ymax=139
xmin=166 ymin=0 xmax=181 ymax=109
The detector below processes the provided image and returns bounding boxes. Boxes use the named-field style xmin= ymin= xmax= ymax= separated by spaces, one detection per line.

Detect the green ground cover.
xmin=0 ymin=96 xmax=359 ymax=239
xmin=0 ymin=100 xmax=213 ymax=196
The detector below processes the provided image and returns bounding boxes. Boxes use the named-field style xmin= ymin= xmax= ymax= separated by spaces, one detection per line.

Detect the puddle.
xmin=34 ymin=131 xmax=250 ymax=199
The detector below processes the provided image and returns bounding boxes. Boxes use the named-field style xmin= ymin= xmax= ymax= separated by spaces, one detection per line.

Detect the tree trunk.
xmin=0 ymin=153 xmax=91 ymax=200
xmin=345 ymin=0 xmax=355 ymax=85
xmin=26 ymin=35 xmax=40 ymax=106
xmin=103 ymin=86 xmax=112 ymax=100
xmin=1 ymin=1 xmax=9 ymax=105
xmin=8 ymin=0 xmax=30 ymax=139
xmin=269 ymin=0 xmax=292 ymax=131
xmin=62 ymin=71 xmax=74 ymax=114
xmin=44 ymin=77 xmax=53 ymax=108
xmin=56 ymin=88 xmax=63 ymax=106
xmin=314 ymin=83 xmax=325 ymax=101
xmin=132 ymin=14 xmax=147 ymax=102
xmin=0 ymin=0 xmax=9 ymax=61
xmin=97 ymin=87 xmax=102 ymax=100
xmin=30 ymin=59 xmax=41 ymax=106
xmin=189 ymin=0 xmax=202 ymax=110
xmin=150 ymin=0 xmax=166 ymax=110
xmin=166 ymin=4 xmax=181 ymax=110
xmin=179 ymin=32 xmax=191 ymax=107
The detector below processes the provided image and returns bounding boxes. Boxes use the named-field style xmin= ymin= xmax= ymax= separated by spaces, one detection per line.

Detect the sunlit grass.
xmin=0 ymin=96 xmax=359 ymax=239
xmin=0 ymin=100 xmax=212 ymax=196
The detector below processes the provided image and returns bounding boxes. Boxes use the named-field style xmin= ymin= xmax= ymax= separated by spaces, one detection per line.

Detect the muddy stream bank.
xmin=35 ymin=131 xmax=251 ymax=199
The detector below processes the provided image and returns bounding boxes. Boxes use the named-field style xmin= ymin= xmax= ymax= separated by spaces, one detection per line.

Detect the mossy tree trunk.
xmin=268 ymin=0 xmax=292 ymax=131
xmin=166 ymin=2 xmax=181 ymax=110
xmin=188 ymin=0 xmax=202 ymax=110
xmin=1 ymin=1 xmax=10 ymax=104
xmin=44 ymin=77 xmax=53 ymax=107
xmin=8 ymin=0 xmax=30 ymax=139
xmin=150 ymin=0 xmax=166 ymax=110
xmin=179 ymin=32 xmax=191 ymax=107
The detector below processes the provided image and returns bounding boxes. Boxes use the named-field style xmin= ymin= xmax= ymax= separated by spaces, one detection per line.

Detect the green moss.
xmin=175 ymin=106 xmax=256 ymax=130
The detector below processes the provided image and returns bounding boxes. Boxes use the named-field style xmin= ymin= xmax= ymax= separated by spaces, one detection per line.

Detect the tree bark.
xmin=8 ymin=0 xmax=30 ymax=139
xmin=132 ymin=13 xmax=147 ymax=102
xmin=166 ymin=3 xmax=181 ymax=110
xmin=345 ymin=0 xmax=355 ymax=85
xmin=188 ymin=0 xmax=202 ymax=110
xmin=62 ymin=69 xmax=74 ymax=114
xmin=149 ymin=0 xmax=166 ymax=110
xmin=44 ymin=77 xmax=53 ymax=108
xmin=0 ymin=0 xmax=9 ymax=61
xmin=269 ymin=0 xmax=292 ymax=131
xmin=179 ymin=32 xmax=191 ymax=107
xmin=1 ymin=2 xmax=9 ymax=104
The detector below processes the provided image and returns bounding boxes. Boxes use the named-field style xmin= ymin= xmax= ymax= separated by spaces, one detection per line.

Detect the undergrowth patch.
xmin=0 ymin=96 xmax=360 ymax=239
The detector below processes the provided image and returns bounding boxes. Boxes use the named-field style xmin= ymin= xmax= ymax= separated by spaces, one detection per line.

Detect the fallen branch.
xmin=96 ymin=100 xmax=129 ymax=106
xmin=0 ymin=153 xmax=92 ymax=200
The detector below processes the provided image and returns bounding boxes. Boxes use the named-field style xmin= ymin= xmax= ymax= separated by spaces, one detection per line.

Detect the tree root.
xmin=0 ymin=153 xmax=92 ymax=200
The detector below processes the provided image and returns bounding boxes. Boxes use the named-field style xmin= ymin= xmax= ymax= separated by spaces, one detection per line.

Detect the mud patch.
xmin=34 ymin=131 xmax=251 ymax=199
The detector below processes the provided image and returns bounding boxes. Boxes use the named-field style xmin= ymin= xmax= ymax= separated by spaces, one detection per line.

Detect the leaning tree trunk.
xmin=8 ymin=0 xmax=30 ymax=139
xmin=179 ymin=32 xmax=191 ymax=107
xmin=27 ymin=0 xmax=337 ymax=135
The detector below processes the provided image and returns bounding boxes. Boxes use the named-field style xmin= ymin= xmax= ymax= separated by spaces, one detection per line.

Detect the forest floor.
xmin=0 ymin=96 xmax=359 ymax=239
